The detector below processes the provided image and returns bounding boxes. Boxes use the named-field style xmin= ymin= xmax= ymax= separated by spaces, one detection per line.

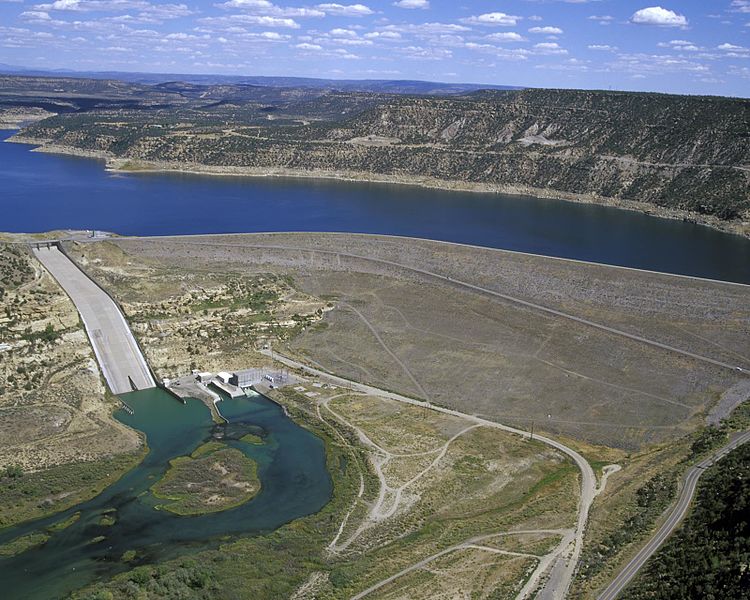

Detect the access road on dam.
xmin=32 ymin=245 xmax=155 ymax=395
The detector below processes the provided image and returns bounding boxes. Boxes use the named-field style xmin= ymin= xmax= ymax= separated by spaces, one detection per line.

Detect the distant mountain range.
xmin=0 ymin=64 xmax=521 ymax=95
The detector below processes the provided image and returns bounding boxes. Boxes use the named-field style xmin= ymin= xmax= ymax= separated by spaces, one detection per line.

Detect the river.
xmin=0 ymin=389 xmax=332 ymax=600
xmin=1 ymin=131 xmax=749 ymax=284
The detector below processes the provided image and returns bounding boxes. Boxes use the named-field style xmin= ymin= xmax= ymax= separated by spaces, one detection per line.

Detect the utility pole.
xmin=530 ymin=421 xmax=534 ymax=441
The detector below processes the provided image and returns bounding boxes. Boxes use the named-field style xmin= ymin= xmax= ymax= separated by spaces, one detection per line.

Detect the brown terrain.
xmin=0 ymin=243 xmax=140 ymax=472
xmin=101 ymin=232 xmax=750 ymax=451
xmin=2 ymin=231 xmax=747 ymax=598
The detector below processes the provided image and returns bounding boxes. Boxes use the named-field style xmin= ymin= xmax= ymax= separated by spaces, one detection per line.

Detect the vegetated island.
xmin=1 ymin=74 xmax=748 ymax=237
xmin=151 ymin=441 xmax=260 ymax=516
xmin=0 ymin=531 xmax=50 ymax=558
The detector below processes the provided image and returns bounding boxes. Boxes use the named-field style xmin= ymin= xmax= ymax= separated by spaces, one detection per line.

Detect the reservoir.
xmin=1 ymin=131 xmax=749 ymax=284
xmin=0 ymin=388 xmax=332 ymax=600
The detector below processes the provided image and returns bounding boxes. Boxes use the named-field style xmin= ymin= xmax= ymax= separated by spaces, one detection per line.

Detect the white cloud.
xmin=588 ymin=44 xmax=617 ymax=51
xmin=730 ymin=1 xmax=750 ymax=14
xmin=364 ymin=30 xmax=401 ymax=39
xmin=334 ymin=38 xmax=372 ymax=45
xmin=0 ymin=25 xmax=62 ymax=49
xmin=609 ymin=53 xmax=711 ymax=78
xmin=218 ymin=0 xmax=269 ymax=7
xmin=295 ymin=42 xmax=322 ymax=50
xmin=461 ymin=12 xmax=520 ymax=27
xmin=464 ymin=42 xmax=530 ymax=61
xmin=658 ymin=39 xmax=700 ymax=51
xmin=383 ymin=22 xmax=468 ymax=35
xmin=534 ymin=42 xmax=567 ymax=54
xmin=35 ymin=0 xmax=148 ymax=11
xmin=329 ymin=27 xmax=356 ymax=37
xmin=29 ymin=0 xmax=193 ymax=23
xmin=528 ymin=26 xmax=563 ymax=35
xmin=718 ymin=42 xmax=746 ymax=50
xmin=257 ymin=30 xmax=286 ymax=39
xmin=216 ymin=1 xmax=325 ymax=18
xmin=40 ymin=0 xmax=82 ymax=9
xmin=315 ymin=3 xmax=373 ymax=16
xmin=486 ymin=32 xmax=525 ymax=42
xmin=717 ymin=42 xmax=750 ymax=56
xmin=535 ymin=58 xmax=590 ymax=73
xmin=630 ymin=7 xmax=688 ymax=28
xmin=331 ymin=47 xmax=359 ymax=58
xmin=137 ymin=3 xmax=192 ymax=21
xmin=199 ymin=13 xmax=300 ymax=28
xmin=397 ymin=44 xmax=452 ymax=60
xmin=22 ymin=10 xmax=52 ymax=19
xmin=241 ymin=14 xmax=298 ymax=27
xmin=393 ymin=0 xmax=428 ymax=8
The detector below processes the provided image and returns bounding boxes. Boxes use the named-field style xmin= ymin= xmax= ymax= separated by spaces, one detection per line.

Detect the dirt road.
xmin=261 ymin=349 xmax=596 ymax=600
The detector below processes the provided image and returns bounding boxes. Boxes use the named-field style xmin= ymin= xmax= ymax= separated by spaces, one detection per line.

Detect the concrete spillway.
xmin=33 ymin=246 xmax=156 ymax=395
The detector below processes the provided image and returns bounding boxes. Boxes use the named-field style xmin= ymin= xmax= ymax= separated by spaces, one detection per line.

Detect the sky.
xmin=1 ymin=1 xmax=750 ymax=96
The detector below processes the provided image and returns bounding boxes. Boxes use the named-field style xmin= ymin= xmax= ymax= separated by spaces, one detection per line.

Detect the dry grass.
xmin=107 ymin=233 xmax=749 ymax=450
xmin=373 ymin=549 xmax=537 ymax=600
xmin=281 ymin=384 xmax=578 ymax=598
xmin=0 ymin=243 xmax=140 ymax=473
xmin=63 ymin=240 xmax=327 ymax=380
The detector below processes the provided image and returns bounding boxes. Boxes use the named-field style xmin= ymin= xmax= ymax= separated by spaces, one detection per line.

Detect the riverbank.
xmin=0 ymin=388 xmax=335 ymax=600
xmin=9 ymin=136 xmax=750 ymax=241
xmin=71 ymin=386 xmax=360 ymax=600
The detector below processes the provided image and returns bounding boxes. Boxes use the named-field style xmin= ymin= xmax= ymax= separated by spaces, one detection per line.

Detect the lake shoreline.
xmin=9 ymin=135 xmax=749 ymax=241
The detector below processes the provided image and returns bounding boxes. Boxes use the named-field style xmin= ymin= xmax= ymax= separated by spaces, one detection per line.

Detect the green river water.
xmin=0 ymin=388 xmax=332 ymax=599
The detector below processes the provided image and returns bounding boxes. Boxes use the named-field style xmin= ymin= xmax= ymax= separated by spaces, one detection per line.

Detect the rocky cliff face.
xmin=18 ymin=88 xmax=750 ymax=221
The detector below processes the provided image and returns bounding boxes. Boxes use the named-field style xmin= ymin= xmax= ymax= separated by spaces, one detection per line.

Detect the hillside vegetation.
xmin=621 ymin=442 xmax=750 ymax=599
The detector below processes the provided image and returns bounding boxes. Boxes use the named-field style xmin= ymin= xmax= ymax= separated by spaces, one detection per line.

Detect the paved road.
xmin=261 ymin=349 xmax=596 ymax=600
xmin=33 ymin=246 xmax=155 ymax=395
xmin=598 ymin=429 xmax=750 ymax=600
xmin=145 ymin=238 xmax=749 ymax=375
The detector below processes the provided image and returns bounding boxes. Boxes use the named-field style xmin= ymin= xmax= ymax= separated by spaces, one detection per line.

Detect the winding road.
xmin=322 ymin=392 xmax=483 ymax=552
xmin=598 ymin=429 xmax=750 ymax=600
xmin=261 ymin=348 xmax=596 ymax=600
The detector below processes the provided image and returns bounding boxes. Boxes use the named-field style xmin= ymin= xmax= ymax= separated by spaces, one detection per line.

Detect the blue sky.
xmin=1 ymin=1 xmax=750 ymax=96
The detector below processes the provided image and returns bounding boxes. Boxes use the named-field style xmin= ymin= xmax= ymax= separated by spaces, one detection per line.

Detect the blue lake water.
xmin=1 ymin=130 xmax=749 ymax=283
